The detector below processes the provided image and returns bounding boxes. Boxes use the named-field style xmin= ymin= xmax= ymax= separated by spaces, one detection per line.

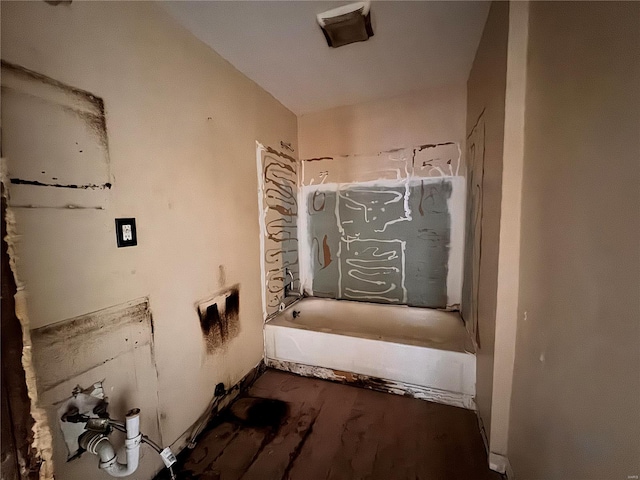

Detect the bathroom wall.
xmin=256 ymin=144 xmax=299 ymax=318
xmin=508 ymin=2 xmax=640 ymax=478
xmin=299 ymin=144 xmax=465 ymax=308
xmin=298 ymin=86 xmax=468 ymax=308
xmin=1 ymin=2 xmax=296 ymax=478
xmin=299 ymin=85 xmax=467 ymax=160
xmin=463 ymin=1 xmax=509 ymax=444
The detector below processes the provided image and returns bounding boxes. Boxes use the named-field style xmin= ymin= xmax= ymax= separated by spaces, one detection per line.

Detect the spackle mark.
xmin=265 ymin=145 xmax=296 ymax=163
xmin=416 ymin=142 xmax=455 ymax=151
xmin=10 ymin=178 xmax=111 ymax=190
xmin=13 ymin=204 xmax=105 ymax=210
xmin=305 ymin=156 xmax=333 ymax=162
xmin=259 ymin=146 xmax=299 ymax=314
xmin=341 ymin=238 xmax=407 ymax=303
xmin=311 ymin=191 xmax=326 ymax=212
xmin=280 ymin=141 xmax=295 ymax=153
xmin=306 ymin=178 xmax=452 ymax=308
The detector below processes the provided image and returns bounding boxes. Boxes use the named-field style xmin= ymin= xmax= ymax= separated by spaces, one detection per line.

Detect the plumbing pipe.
xmin=80 ymin=408 xmax=142 ymax=477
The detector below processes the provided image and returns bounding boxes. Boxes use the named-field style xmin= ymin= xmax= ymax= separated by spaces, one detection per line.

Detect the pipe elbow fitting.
xmin=78 ymin=408 xmax=142 ymax=477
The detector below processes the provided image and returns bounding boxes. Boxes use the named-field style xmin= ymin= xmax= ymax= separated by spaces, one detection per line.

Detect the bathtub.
xmin=264 ymin=297 xmax=476 ymax=410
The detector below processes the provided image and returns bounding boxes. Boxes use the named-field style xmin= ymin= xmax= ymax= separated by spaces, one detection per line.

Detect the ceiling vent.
xmin=317 ymin=1 xmax=374 ymax=48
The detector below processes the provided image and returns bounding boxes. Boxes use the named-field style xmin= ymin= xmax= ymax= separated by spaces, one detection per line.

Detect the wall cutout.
xmin=256 ymin=143 xmax=299 ymax=319
xmin=299 ymin=143 xmax=465 ymax=309
xmin=461 ymin=113 xmax=485 ymax=344
xmin=197 ymin=286 xmax=241 ymax=353
xmin=29 ymin=298 xmax=162 ymax=480
xmin=0 ymin=60 xmax=111 ymax=209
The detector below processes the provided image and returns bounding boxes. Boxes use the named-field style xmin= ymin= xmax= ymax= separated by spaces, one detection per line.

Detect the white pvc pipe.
xmin=93 ymin=409 xmax=142 ymax=477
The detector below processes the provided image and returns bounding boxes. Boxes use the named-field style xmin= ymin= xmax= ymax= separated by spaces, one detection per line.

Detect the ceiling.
xmin=164 ymin=1 xmax=490 ymax=116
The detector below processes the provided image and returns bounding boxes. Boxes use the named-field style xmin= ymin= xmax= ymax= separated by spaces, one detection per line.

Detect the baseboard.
xmin=489 ymin=452 xmax=514 ymax=479
xmin=266 ymin=357 xmax=476 ymax=410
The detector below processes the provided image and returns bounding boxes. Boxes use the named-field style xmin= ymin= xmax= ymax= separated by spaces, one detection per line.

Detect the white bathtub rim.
xmin=267 ymin=297 xmax=475 ymax=354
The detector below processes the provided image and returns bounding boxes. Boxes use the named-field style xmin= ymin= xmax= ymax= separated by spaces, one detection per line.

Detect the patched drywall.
xmin=463 ymin=0 xmax=509 ymax=447
xmin=508 ymin=2 xmax=640 ymax=478
xmin=28 ymin=298 xmax=162 ymax=479
xmin=1 ymin=60 xmax=111 ymax=210
xmin=1 ymin=1 xmax=297 ymax=478
xmin=306 ymin=181 xmax=452 ymax=307
xmin=256 ymin=144 xmax=299 ymax=318
xmin=299 ymin=144 xmax=465 ymax=309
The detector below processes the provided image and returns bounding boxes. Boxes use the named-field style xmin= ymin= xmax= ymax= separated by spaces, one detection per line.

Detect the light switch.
xmin=115 ymin=218 xmax=137 ymax=247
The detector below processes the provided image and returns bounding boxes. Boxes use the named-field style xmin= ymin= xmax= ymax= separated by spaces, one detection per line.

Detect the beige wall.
xmin=508 ymin=2 xmax=640 ymax=479
xmin=298 ymin=84 xmax=467 ymax=159
xmin=1 ymin=2 xmax=296 ymax=478
xmin=464 ymin=0 xmax=509 ymax=445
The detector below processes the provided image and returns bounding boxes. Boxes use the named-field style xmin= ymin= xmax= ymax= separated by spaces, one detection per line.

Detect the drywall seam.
xmin=489 ymin=0 xmax=529 ymax=458
xmin=1 ymin=158 xmax=55 ymax=480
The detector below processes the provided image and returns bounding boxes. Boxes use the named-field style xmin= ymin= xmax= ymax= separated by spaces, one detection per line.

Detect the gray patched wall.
xmin=307 ymin=179 xmax=452 ymax=308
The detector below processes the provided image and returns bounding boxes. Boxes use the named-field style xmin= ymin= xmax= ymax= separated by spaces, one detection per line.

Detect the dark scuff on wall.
xmin=198 ymin=286 xmax=241 ymax=354
xmin=31 ymin=298 xmax=156 ymax=392
xmin=0 ymin=60 xmax=109 ymax=151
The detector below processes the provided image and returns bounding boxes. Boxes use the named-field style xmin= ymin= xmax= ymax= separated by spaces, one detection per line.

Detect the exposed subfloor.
xmin=162 ymin=369 xmax=502 ymax=480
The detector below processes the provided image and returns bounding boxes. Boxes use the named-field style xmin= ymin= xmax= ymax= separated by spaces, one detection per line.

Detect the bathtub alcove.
xmin=264 ymin=298 xmax=476 ymax=410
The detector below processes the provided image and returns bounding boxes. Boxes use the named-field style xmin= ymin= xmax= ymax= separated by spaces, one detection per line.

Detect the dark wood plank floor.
xmin=167 ymin=369 xmax=502 ymax=480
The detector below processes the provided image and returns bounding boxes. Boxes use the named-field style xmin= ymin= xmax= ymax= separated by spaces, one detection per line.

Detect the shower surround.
xmin=299 ymin=142 xmax=465 ymax=309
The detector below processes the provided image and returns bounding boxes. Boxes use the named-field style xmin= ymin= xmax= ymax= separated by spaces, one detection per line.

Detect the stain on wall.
xmin=31 ymin=298 xmax=155 ymax=392
xmin=0 ymin=61 xmax=111 ymax=209
xmin=300 ymin=143 xmax=465 ymax=309
xmin=198 ymin=286 xmax=241 ymax=353
xmin=257 ymin=144 xmax=299 ymax=318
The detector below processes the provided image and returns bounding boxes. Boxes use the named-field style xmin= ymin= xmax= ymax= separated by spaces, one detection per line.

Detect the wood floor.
xmin=164 ymin=369 xmax=502 ymax=480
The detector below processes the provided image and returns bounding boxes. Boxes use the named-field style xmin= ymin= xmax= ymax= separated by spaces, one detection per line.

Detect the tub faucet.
xmin=284 ymin=268 xmax=298 ymax=298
